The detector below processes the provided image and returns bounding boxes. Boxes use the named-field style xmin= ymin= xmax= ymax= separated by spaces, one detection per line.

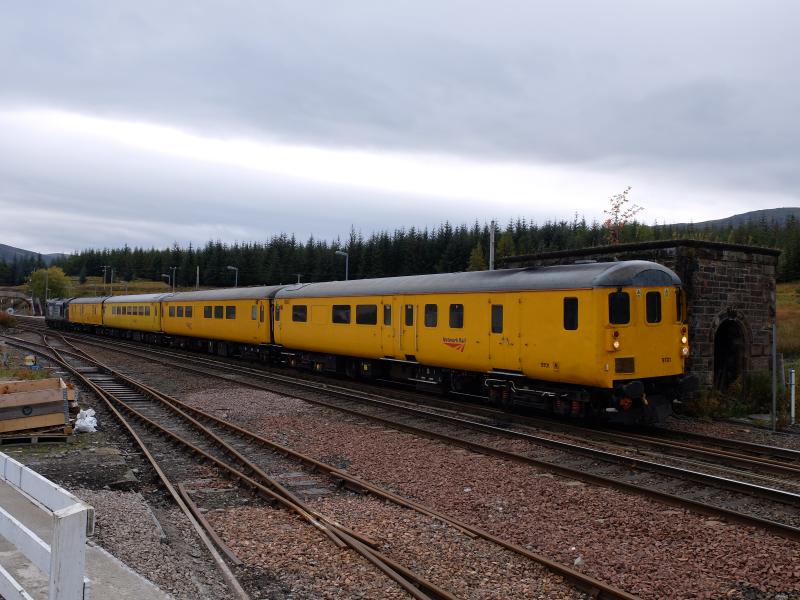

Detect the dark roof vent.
xmin=573 ymin=259 xmax=596 ymax=264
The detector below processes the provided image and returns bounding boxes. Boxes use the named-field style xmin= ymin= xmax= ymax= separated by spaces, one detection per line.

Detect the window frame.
xmin=332 ymin=304 xmax=351 ymax=324
xmin=563 ymin=297 xmax=579 ymax=330
xmin=292 ymin=305 xmax=307 ymax=323
xmin=225 ymin=305 xmax=236 ymax=320
xmin=609 ymin=291 xmax=631 ymax=325
xmin=168 ymin=306 xmax=175 ymax=318
xmin=449 ymin=303 xmax=464 ymax=329
xmin=204 ymin=306 xmax=212 ymax=319
xmin=405 ymin=304 xmax=414 ymax=326
xmin=383 ymin=305 xmax=392 ymax=326
xmin=356 ymin=304 xmax=378 ymax=325
xmin=645 ymin=291 xmax=662 ymax=324
xmin=214 ymin=305 xmax=224 ymax=319
xmin=424 ymin=304 xmax=438 ymax=327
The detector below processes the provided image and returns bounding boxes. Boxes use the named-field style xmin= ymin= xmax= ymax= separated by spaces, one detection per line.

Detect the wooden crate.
xmin=0 ymin=379 xmax=68 ymax=434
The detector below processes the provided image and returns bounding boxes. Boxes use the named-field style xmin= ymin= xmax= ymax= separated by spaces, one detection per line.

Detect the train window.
xmin=204 ymin=306 xmax=212 ymax=318
xmin=405 ymin=304 xmax=414 ymax=326
xmin=185 ymin=306 xmax=192 ymax=318
xmin=449 ymin=304 xmax=464 ymax=328
xmin=564 ymin=298 xmax=578 ymax=330
xmin=226 ymin=306 xmax=236 ymax=319
xmin=332 ymin=305 xmax=351 ymax=324
xmin=383 ymin=305 xmax=392 ymax=326
xmin=251 ymin=305 xmax=257 ymax=320
xmin=177 ymin=306 xmax=184 ymax=318
xmin=356 ymin=305 xmax=378 ymax=325
xmin=146 ymin=307 xmax=151 ymax=316
xmin=292 ymin=305 xmax=307 ymax=322
xmin=609 ymin=292 xmax=630 ymax=325
xmin=169 ymin=306 xmax=175 ymax=318
xmin=491 ymin=305 xmax=503 ymax=333
xmin=214 ymin=306 xmax=223 ymax=319
xmin=260 ymin=305 xmax=265 ymax=322
xmin=424 ymin=304 xmax=438 ymax=327
xmin=646 ymin=292 xmax=661 ymax=323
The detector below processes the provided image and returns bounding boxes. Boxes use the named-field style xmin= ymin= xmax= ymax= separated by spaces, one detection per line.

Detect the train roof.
xmin=69 ymin=296 xmax=110 ymax=304
xmin=105 ymin=293 xmax=173 ymax=303
xmin=276 ymin=260 xmax=681 ymax=298
xmin=165 ymin=285 xmax=286 ymax=302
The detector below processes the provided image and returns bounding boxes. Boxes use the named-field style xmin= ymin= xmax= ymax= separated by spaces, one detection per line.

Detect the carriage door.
xmin=489 ymin=295 xmax=521 ymax=372
xmin=399 ymin=299 xmax=417 ymax=360
xmin=380 ymin=297 xmax=396 ymax=358
xmin=254 ymin=299 xmax=267 ymax=343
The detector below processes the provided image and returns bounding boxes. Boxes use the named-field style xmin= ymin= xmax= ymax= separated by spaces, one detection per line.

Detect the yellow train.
xmin=46 ymin=260 xmax=696 ymax=424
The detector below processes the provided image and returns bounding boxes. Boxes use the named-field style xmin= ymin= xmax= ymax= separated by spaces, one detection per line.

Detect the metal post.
xmin=44 ymin=269 xmax=49 ymax=303
xmin=772 ymin=322 xmax=777 ymax=432
xmin=489 ymin=220 xmax=495 ymax=271
xmin=226 ymin=266 xmax=238 ymax=287
xmin=791 ymin=369 xmax=796 ymax=426
xmin=335 ymin=251 xmax=349 ymax=280
xmin=110 ymin=268 xmax=114 ymax=296
xmin=196 ymin=266 xmax=200 ymax=289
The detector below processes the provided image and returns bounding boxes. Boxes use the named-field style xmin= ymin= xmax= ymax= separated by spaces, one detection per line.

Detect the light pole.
xmin=294 ymin=273 xmax=303 ymax=284
xmin=226 ymin=265 xmax=239 ymax=287
xmin=335 ymin=250 xmax=349 ymax=281
xmin=101 ymin=265 xmax=110 ymax=293
xmin=161 ymin=273 xmax=171 ymax=290
xmin=169 ymin=266 xmax=178 ymax=292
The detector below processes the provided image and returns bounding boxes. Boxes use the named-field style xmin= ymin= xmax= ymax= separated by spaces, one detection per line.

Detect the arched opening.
xmin=713 ymin=319 xmax=746 ymax=391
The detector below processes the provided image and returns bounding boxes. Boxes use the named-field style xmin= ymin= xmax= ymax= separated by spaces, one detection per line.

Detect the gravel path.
xmin=183 ymin=386 xmax=800 ymax=599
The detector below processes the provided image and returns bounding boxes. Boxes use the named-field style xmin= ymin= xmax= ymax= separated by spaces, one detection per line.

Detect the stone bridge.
xmin=0 ymin=288 xmax=36 ymax=315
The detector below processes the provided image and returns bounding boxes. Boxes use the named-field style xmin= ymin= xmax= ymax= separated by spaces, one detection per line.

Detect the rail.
xmin=0 ymin=453 xmax=94 ymax=600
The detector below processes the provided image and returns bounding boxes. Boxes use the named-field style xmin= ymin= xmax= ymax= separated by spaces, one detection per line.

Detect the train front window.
xmin=609 ymin=292 xmax=630 ymax=325
xmin=646 ymin=291 xmax=661 ymax=323
xmin=424 ymin=304 xmax=437 ymax=327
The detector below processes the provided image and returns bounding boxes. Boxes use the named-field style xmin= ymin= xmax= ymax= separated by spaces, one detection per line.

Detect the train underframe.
xmin=46 ymin=319 xmax=692 ymax=425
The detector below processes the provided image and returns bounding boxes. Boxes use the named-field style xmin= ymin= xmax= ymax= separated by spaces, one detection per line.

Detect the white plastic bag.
xmin=75 ymin=408 xmax=97 ymax=433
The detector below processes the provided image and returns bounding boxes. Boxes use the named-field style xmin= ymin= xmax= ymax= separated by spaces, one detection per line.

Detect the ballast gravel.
xmin=181 ymin=386 xmax=800 ymax=600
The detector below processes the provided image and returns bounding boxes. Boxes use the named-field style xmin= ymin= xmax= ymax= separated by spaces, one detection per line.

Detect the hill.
xmin=0 ymin=243 xmax=66 ymax=265
xmin=676 ymin=207 xmax=800 ymax=229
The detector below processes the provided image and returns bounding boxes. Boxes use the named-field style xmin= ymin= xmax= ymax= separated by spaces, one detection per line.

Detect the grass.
xmin=0 ymin=367 xmax=51 ymax=381
xmin=777 ymin=281 xmax=800 ymax=356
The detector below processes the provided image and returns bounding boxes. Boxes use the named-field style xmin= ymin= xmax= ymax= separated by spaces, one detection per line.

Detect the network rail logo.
xmin=442 ymin=336 xmax=466 ymax=352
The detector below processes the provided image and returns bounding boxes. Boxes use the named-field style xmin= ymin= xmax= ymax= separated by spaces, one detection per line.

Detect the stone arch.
xmin=0 ymin=290 xmax=35 ymax=315
xmin=710 ymin=308 xmax=750 ymax=391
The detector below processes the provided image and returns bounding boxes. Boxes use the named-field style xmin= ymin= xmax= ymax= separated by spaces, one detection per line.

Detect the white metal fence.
xmin=0 ymin=453 xmax=94 ymax=600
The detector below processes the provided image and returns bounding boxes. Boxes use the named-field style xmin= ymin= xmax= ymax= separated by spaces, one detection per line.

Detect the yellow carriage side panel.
xmin=69 ymin=300 xmax=104 ymax=326
xmin=104 ymin=302 xmax=162 ymax=332
xmin=275 ymin=297 xmax=383 ymax=359
xmin=162 ymin=299 xmax=267 ymax=344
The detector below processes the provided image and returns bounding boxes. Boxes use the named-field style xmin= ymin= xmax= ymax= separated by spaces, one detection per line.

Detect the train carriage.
xmin=103 ymin=293 xmax=170 ymax=340
xmin=67 ymin=296 xmax=107 ymax=329
xmin=161 ymin=286 xmax=283 ymax=355
xmin=275 ymin=261 xmax=692 ymax=423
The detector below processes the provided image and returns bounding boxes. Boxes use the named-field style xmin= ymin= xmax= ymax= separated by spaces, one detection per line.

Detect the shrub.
xmin=0 ymin=312 xmax=17 ymax=330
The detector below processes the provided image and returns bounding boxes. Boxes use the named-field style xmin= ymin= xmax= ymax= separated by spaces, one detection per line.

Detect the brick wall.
xmin=501 ymin=240 xmax=780 ymax=390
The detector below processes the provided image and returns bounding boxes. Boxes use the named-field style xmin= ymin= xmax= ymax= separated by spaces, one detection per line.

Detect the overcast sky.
xmin=1 ymin=1 xmax=798 ymax=254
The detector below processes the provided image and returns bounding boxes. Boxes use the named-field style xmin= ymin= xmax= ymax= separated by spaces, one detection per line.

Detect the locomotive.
xmin=46 ymin=260 xmax=696 ymax=424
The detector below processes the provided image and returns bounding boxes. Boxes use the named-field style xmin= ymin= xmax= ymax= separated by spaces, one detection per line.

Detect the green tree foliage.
xmin=466 ymin=244 xmax=488 ymax=271
xmin=28 ymin=211 xmax=800 ymax=289
xmin=27 ymin=267 xmax=70 ymax=301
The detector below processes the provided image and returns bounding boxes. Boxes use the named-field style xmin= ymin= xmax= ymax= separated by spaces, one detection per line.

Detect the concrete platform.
xmin=0 ymin=479 xmax=172 ymax=600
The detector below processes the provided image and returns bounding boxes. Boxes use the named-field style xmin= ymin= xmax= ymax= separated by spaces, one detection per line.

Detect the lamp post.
xmin=335 ymin=250 xmax=349 ymax=281
xmin=161 ymin=274 xmax=170 ymax=290
xmin=169 ymin=266 xmax=178 ymax=292
xmin=226 ymin=265 xmax=239 ymax=287
xmin=101 ymin=266 xmax=110 ymax=292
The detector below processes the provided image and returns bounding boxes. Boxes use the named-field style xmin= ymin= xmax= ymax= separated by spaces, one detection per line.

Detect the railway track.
xmin=3 ymin=331 xmax=636 ymax=600
xmin=14 ymin=326 xmax=800 ymax=546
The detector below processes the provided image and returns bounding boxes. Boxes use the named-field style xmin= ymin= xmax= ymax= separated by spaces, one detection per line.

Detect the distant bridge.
xmin=0 ymin=288 xmax=36 ymax=315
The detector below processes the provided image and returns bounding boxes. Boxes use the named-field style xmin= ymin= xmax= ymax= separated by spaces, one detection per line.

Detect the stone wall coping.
xmin=498 ymin=238 xmax=781 ymax=266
